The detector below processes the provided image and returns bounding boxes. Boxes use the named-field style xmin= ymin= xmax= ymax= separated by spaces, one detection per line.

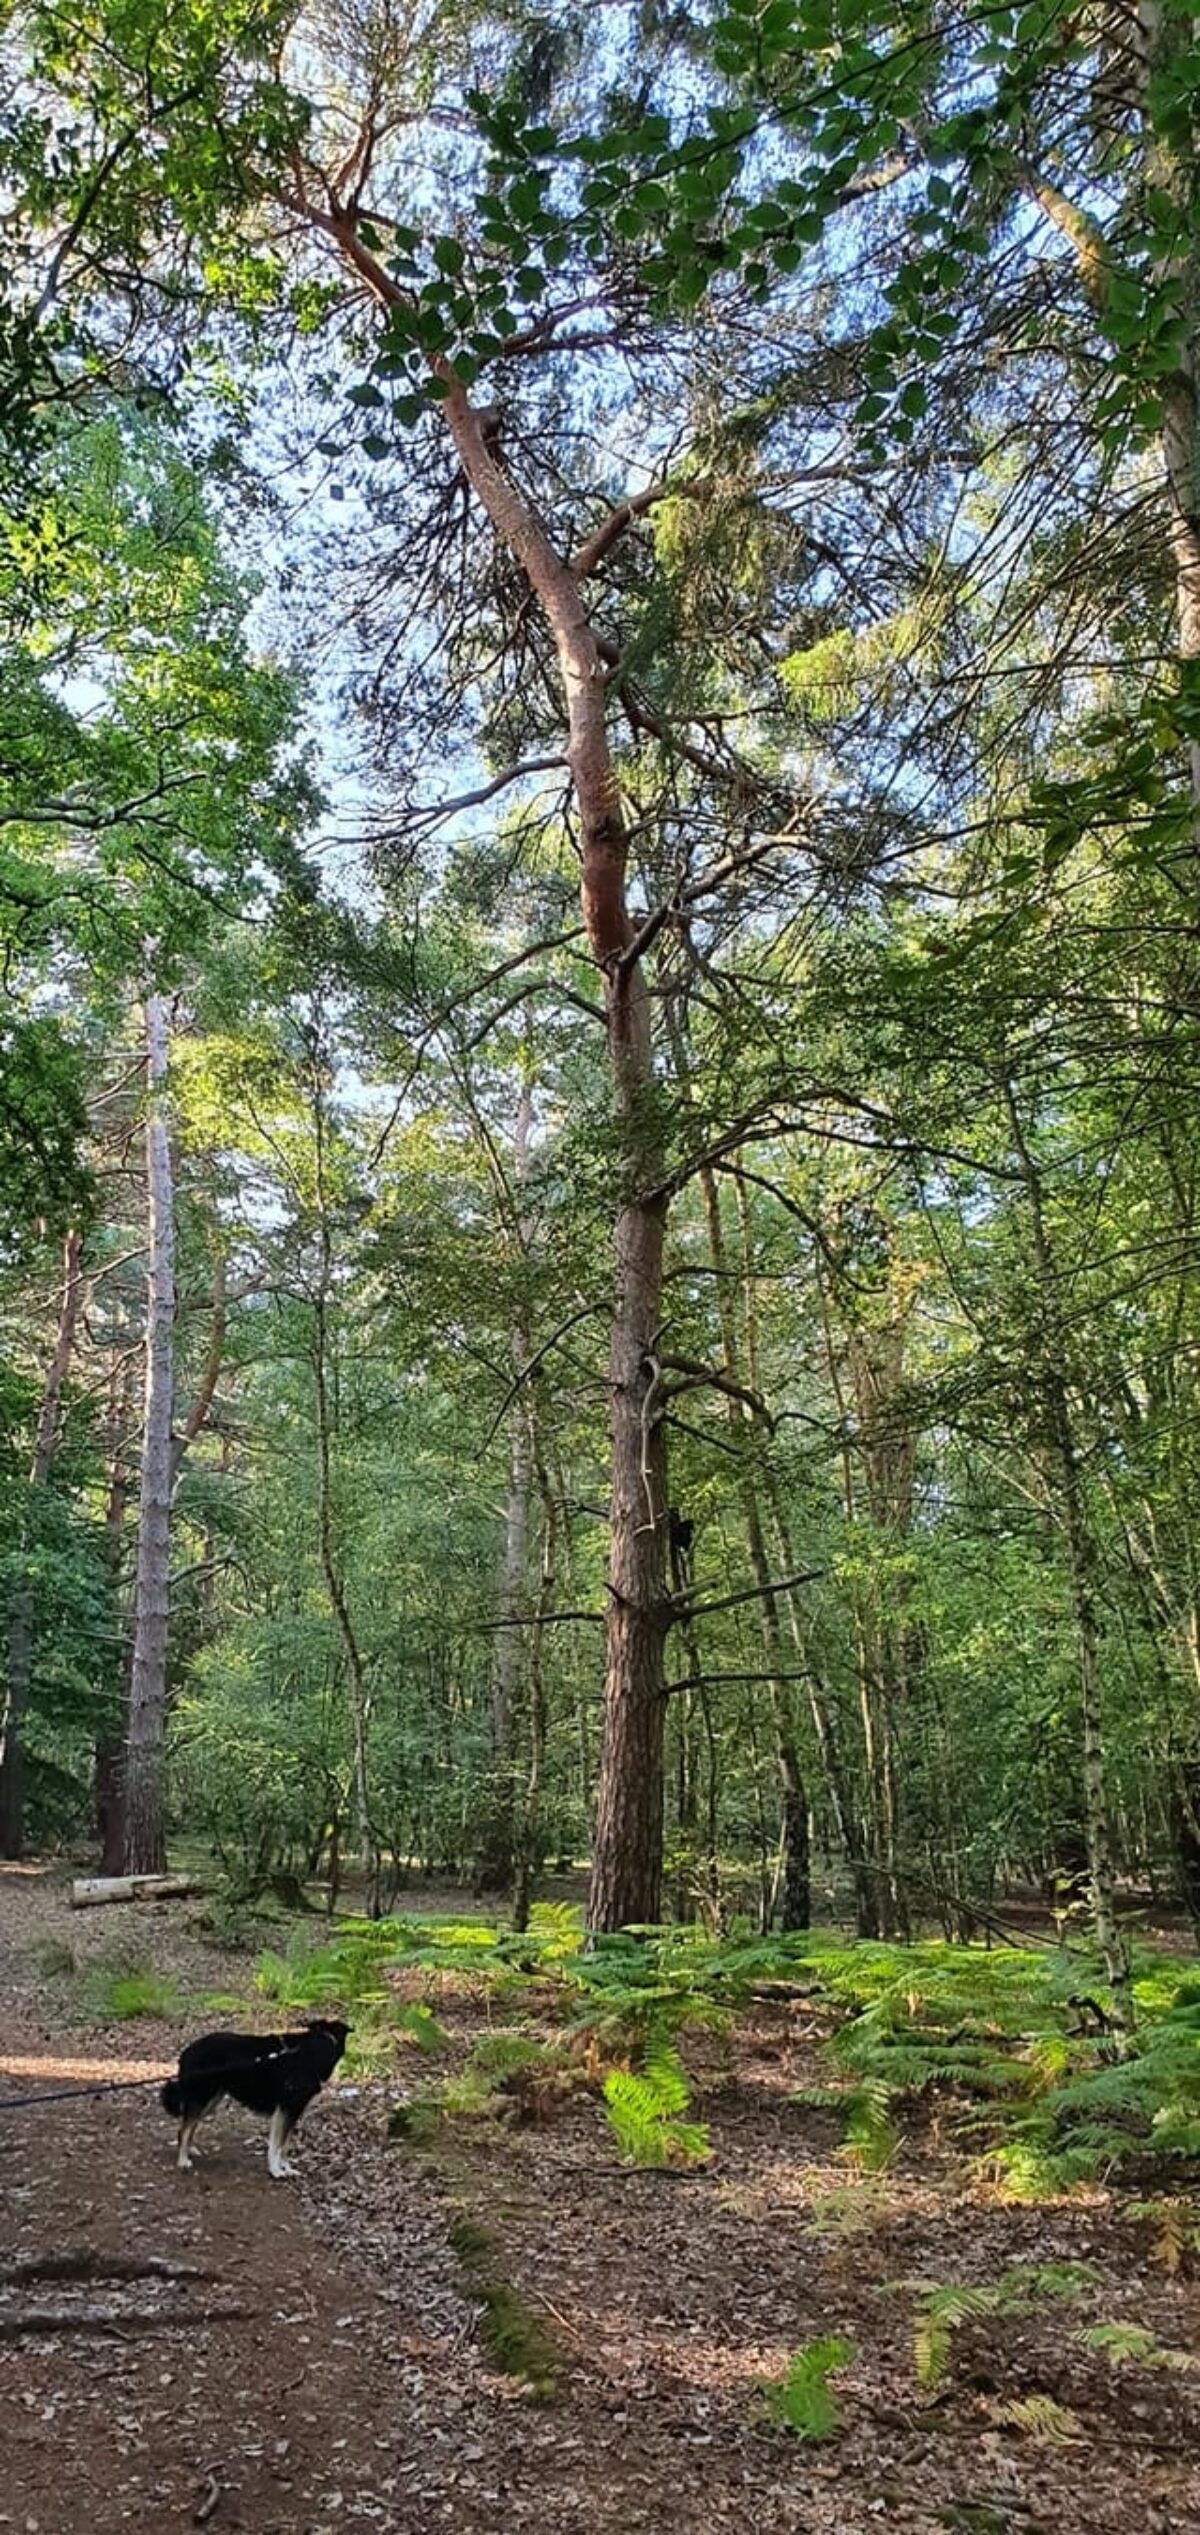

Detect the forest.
xmin=3 ymin=1 xmax=1200 ymax=2523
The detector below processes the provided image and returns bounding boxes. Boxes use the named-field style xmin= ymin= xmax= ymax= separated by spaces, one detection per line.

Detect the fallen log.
xmin=70 ymin=1873 xmax=202 ymax=1909
xmin=1 ymin=2251 xmax=216 ymax=2286
xmin=0 ymin=2300 xmax=252 ymax=2337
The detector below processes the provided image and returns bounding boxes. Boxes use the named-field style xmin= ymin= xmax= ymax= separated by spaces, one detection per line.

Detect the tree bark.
xmin=122 ymin=991 xmax=175 ymax=1875
xmin=298 ymin=225 xmax=673 ymax=1932
xmin=0 ymin=1227 xmax=84 ymax=1856
xmin=1003 ymin=1081 xmax=1132 ymax=2021
xmin=476 ymin=1079 xmax=534 ymax=1896
xmin=95 ymin=1337 xmax=138 ymax=1874
xmin=699 ymin=1166 xmax=811 ymax=1927
xmin=436 ymin=384 xmax=670 ymax=1934
xmin=308 ymin=1051 xmax=378 ymax=1914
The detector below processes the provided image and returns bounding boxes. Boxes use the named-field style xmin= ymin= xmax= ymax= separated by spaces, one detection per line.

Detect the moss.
xmin=447 ymin=2214 xmax=558 ymax=2399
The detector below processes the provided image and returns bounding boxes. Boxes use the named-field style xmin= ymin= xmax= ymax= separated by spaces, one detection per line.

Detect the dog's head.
xmin=307 ymin=2017 xmax=350 ymax=2057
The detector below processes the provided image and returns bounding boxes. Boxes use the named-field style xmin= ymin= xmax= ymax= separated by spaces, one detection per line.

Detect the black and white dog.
xmin=161 ymin=2018 xmax=349 ymax=2179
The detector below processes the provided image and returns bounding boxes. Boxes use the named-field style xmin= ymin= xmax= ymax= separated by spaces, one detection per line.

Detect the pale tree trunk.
xmin=817 ymin=1271 xmax=908 ymax=1936
xmin=312 ymin=1277 xmax=376 ymax=1911
xmin=309 ymin=1067 xmax=378 ymax=1915
xmin=699 ymin=1166 xmax=810 ymax=1927
xmin=1003 ymin=1082 xmax=1132 ymax=2022
xmin=1137 ymin=1 xmax=1200 ymax=810
xmin=96 ymin=1339 xmax=138 ymax=1874
xmin=122 ymin=991 xmax=175 ymax=1875
xmin=0 ymin=1228 xmax=85 ymax=1856
xmin=476 ymin=1079 xmax=535 ymax=1896
xmin=511 ymin=1445 xmax=557 ymax=1932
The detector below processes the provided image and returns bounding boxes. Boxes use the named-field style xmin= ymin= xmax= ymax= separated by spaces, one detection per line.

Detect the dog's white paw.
xmin=267 ymin=2155 xmax=298 ymax=2179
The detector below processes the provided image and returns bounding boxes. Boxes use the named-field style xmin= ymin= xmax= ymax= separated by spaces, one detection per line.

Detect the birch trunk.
xmin=1003 ymin=1082 xmax=1132 ymax=2021
xmin=310 ymin=1073 xmax=378 ymax=1915
xmin=476 ymin=1080 xmax=535 ymax=1896
xmin=122 ymin=992 xmax=175 ymax=1875
xmin=0 ymin=1227 xmax=84 ymax=1856
xmin=96 ymin=1339 xmax=138 ymax=1873
xmin=699 ymin=1167 xmax=811 ymax=1927
xmin=1137 ymin=2 xmax=1200 ymax=811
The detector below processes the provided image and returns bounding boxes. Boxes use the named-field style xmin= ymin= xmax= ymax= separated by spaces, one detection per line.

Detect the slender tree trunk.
xmin=309 ymin=1084 xmax=378 ymax=1912
xmin=0 ymin=1228 xmax=84 ymax=1856
xmin=477 ymin=1383 xmax=532 ymax=1892
xmin=700 ymin=1164 xmax=810 ymax=1925
xmin=1138 ymin=2 xmax=1200 ymax=815
xmin=476 ymin=1080 xmax=535 ymax=1895
xmin=1003 ymin=1082 xmax=1132 ymax=2020
xmin=512 ymin=1455 xmax=556 ymax=1932
xmin=96 ymin=1340 xmax=138 ymax=1874
xmin=122 ymin=991 xmax=175 ymax=1875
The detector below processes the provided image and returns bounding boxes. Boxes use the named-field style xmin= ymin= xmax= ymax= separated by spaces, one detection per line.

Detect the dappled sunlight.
xmin=0 ymin=2047 xmax=170 ymax=2085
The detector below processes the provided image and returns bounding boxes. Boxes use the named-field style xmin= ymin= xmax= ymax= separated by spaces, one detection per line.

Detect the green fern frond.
xmin=843 ymin=2080 xmax=898 ymax=2171
xmin=761 ymin=2336 xmax=854 ymax=2439
xmin=602 ymin=2043 xmax=711 ymax=2169
xmin=1082 ymin=2318 xmax=1197 ymax=2371
xmin=914 ymin=2264 xmax=1094 ymax=2386
xmin=641 ymin=2038 xmax=691 ymax=2116
xmin=394 ymin=2000 xmax=447 ymax=2049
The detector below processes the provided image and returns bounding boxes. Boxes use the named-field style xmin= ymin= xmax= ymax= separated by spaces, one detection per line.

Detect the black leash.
xmin=0 ymin=2074 xmax=166 ymax=2112
xmin=0 ymin=2030 xmax=349 ymax=2115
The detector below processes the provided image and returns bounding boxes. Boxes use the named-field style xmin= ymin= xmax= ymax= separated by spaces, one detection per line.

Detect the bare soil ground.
xmin=2 ymin=1863 xmax=1199 ymax=2535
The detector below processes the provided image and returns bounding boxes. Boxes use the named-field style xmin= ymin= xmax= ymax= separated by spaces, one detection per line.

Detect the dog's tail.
xmin=161 ymin=2078 xmax=182 ymax=2116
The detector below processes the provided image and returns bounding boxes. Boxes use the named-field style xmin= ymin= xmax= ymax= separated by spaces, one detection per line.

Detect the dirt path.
xmin=0 ymin=1870 xmax=502 ymax=2535
xmin=4 ymin=1865 xmax=1200 ymax=2535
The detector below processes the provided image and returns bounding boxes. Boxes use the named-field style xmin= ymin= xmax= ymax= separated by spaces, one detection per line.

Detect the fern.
xmin=523 ymin=1900 xmax=584 ymax=1964
xmin=761 ymin=2336 xmax=854 ymax=2440
xmin=394 ymin=2000 xmax=447 ymax=2049
xmin=85 ymin=1965 xmax=181 ymax=2020
xmin=1127 ymin=2195 xmax=1199 ymax=2274
xmin=1082 ymin=2320 xmax=1197 ymax=2370
xmin=842 ymin=2079 xmax=898 ymax=2171
xmin=913 ymin=2264 xmax=1094 ymax=2387
xmin=997 ymin=2394 xmax=1085 ymax=2445
xmin=602 ymin=2040 xmax=710 ymax=2169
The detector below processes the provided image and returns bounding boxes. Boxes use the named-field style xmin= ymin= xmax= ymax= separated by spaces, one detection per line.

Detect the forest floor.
xmin=2 ymin=1864 xmax=1200 ymax=2535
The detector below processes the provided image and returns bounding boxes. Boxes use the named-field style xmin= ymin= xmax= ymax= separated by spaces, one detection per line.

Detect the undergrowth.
xmin=83 ymin=1963 xmax=183 ymax=2020
xmin=908 ymin=2262 xmax=1095 ymax=2386
xmin=240 ymin=1907 xmax=1195 ymax=2196
xmin=760 ymin=2336 xmax=855 ymax=2439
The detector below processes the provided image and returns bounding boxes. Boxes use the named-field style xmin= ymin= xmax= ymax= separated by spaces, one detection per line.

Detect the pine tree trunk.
xmin=435 ymin=384 xmax=671 ymax=1935
xmin=0 ymin=1228 xmax=84 ymax=1856
xmin=296 ymin=236 xmax=674 ymax=1933
xmin=476 ymin=1386 xmax=531 ymax=1893
xmin=122 ymin=991 xmax=175 ymax=1875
